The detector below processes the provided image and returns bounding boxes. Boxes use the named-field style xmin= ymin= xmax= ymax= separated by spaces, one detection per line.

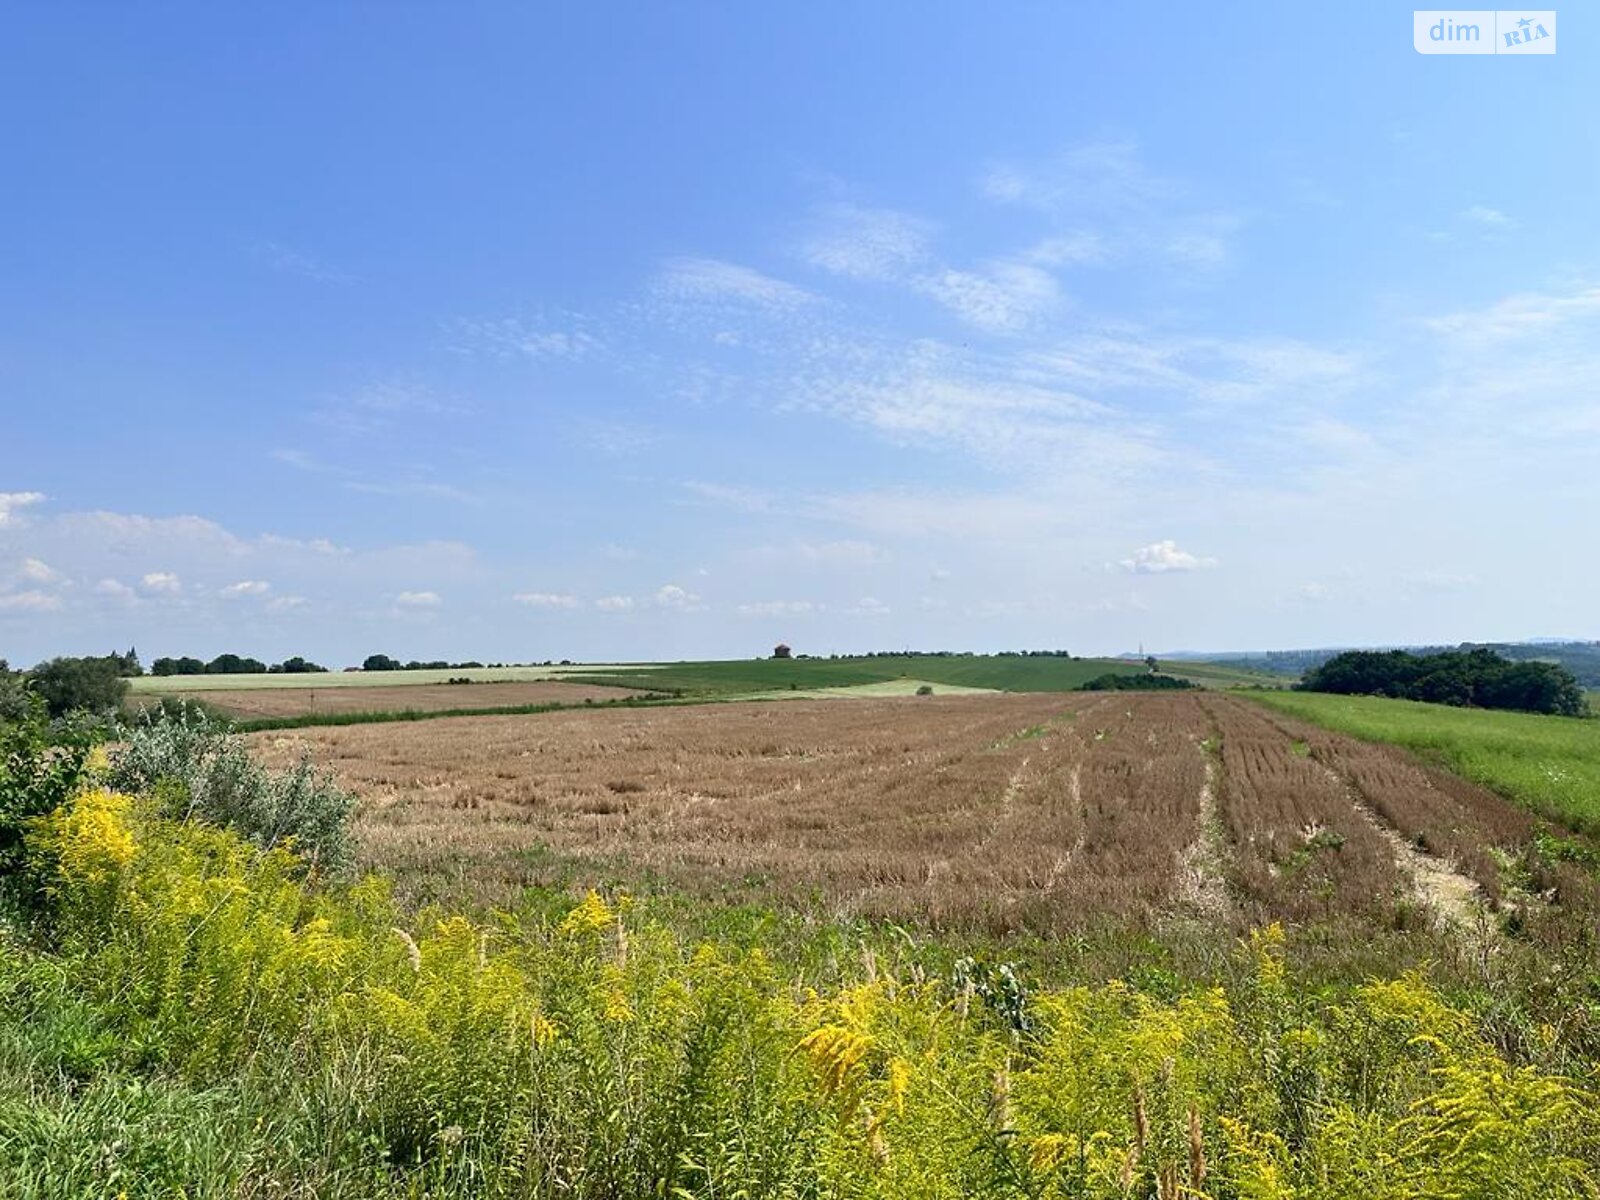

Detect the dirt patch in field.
xmin=143 ymin=680 xmax=649 ymax=721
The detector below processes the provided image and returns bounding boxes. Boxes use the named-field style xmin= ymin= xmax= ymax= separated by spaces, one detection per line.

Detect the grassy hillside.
xmin=1244 ymin=690 xmax=1600 ymax=833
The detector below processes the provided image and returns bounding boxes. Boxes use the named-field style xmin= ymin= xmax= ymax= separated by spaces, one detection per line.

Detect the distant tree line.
xmin=360 ymin=655 xmax=493 ymax=672
xmin=1298 ymin=649 xmax=1588 ymax=716
xmin=151 ymin=654 xmax=328 ymax=676
xmin=1079 ymin=673 xmax=1197 ymax=692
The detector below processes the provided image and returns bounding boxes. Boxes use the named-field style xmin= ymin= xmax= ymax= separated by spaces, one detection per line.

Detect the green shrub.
xmin=25 ymin=656 xmax=129 ymax=717
xmin=108 ymin=708 xmax=354 ymax=873
xmin=0 ymin=693 xmax=96 ymax=896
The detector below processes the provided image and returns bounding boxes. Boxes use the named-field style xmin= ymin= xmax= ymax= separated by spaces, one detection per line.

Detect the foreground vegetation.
xmin=5 ymin=776 xmax=1598 ymax=1197
xmin=1245 ymin=690 xmax=1600 ymax=832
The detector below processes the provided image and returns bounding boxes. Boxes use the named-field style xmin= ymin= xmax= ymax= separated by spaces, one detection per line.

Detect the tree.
xmin=151 ymin=655 xmax=207 ymax=676
xmin=363 ymin=654 xmax=402 ymax=672
xmin=276 ymin=656 xmax=327 ymax=674
xmin=206 ymin=653 xmax=267 ymax=675
xmin=27 ymin=656 xmax=129 ymax=717
xmin=772 ymin=644 xmax=793 ymax=660
xmin=1299 ymin=648 xmax=1587 ymax=716
xmin=1145 ymin=655 xmax=1159 ymax=673
xmin=0 ymin=660 xmax=31 ymax=722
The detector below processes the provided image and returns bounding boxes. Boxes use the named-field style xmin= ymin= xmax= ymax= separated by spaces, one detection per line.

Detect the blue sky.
xmin=2 ymin=4 xmax=1597 ymax=666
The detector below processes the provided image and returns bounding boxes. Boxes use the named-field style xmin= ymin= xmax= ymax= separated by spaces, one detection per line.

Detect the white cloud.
xmin=1120 ymin=540 xmax=1218 ymax=574
xmin=595 ymin=595 xmax=635 ymax=612
xmin=140 ymin=572 xmax=182 ymax=595
xmin=803 ymin=204 xmax=932 ymax=281
xmin=736 ymin=599 xmax=821 ymax=617
xmin=0 ymin=492 xmax=45 ymax=527
xmin=18 ymin=558 xmax=63 ymax=585
xmin=513 ymin=592 xmax=579 ymax=609
xmin=396 ymin=590 xmax=442 ymax=608
xmin=94 ymin=578 xmax=135 ymax=600
xmin=266 ymin=595 xmax=309 ymax=612
xmin=656 ymin=257 xmax=815 ymax=309
xmin=850 ymin=596 xmax=892 ymax=616
xmin=221 ymin=580 xmax=271 ymax=598
xmin=0 ymin=590 xmax=62 ymax=613
xmin=1298 ymin=582 xmax=1331 ymax=603
xmin=654 ymin=583 xmax=704 ymax=611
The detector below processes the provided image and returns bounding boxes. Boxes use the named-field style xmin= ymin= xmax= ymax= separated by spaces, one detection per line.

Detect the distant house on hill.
xmin=772 ymin=643 xmax=792 ymax=659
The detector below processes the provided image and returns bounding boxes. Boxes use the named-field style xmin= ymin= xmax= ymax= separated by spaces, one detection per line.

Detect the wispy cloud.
xmin=221 ymin=579 xmax=271 ymax=598
xmin=915 ymin=260 xmax=1061 ymax=332
xmin=254 ymin=240 xmax=351 ymax=283
xmin=980 ymin=141 xmax=1242 ymax=270
xmin=736 ymin=599 xmax=821 ymax=617
xmin=656 ymin=257 xmax=816 ymax=309
xmin=344 ymin=480 xmax=479 ymax=503
xmin=594 ymin=595 xmax=635 ymax=612
xmin=446 ymin=315 xmax=604 ymax=361
xmin=749 ymin=539 xmax=883 ymax=566
xmin=802 ymin=204 xmax=932 ymax=281
xmin=1424 ymin=284 xmax=1600 ymax=341
xmin=395 ymin=590 xmax=442 ymax=608
xmin=1460 ymin=205 xmax=1516 ymax=229
xmin=0 ymin=590 xmax=61 ymax=613
xmin=514 ymin=592 xmax=579 ymax=609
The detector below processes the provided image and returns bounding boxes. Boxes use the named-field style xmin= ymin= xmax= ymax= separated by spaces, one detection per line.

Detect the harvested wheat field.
xmin=140 ymin=679 xmax=650 ymax=720
xmin=252 ymin=692 xmax=1597 ymax=936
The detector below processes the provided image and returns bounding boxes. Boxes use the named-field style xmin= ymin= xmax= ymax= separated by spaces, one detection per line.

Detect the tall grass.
xmin=2 ymin=786 xmax=1596 ymax=1197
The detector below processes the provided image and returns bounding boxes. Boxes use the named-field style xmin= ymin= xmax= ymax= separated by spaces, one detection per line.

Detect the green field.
xmin=1245 ymin=689 xmax=1600 ymax=833
xmin=567 ymin=654 xmax=1272 ymax=696
xmin=133 ymin=655 xmax=1176 ymax=699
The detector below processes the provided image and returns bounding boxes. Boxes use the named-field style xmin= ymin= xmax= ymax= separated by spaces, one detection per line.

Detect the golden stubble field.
xmin=252 ymin=692 xmax=1597 ymax=940
xmin=140 ymin=679 xmax=647 ymax=720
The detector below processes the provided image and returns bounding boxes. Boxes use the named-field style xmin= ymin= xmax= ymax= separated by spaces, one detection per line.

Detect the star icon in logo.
xmin=1517 ymin=16 xmax=1534 ymax=29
